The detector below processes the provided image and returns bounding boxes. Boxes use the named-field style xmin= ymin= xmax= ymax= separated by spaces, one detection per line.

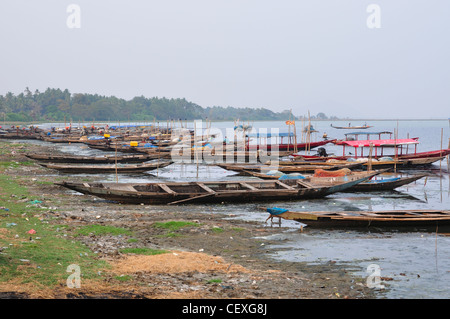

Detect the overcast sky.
xmin=0 ymin=1 xmax=448 ymax=119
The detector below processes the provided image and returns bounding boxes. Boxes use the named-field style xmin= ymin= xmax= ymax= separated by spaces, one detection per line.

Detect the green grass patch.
xmin=0 ymin=174 xmax=107 ymax=287
xmin=114 ymin=275 xmax=133 ymax=282
xmin=75 ymin=225 xmax=132 ymax=237
xmin=119 ymin=247 xmax=169 ymax=255
xmin=211 ymin=227 xmax=224 ymax=233
xmin=207 ymin=279 xmax=223 ymax=284
xmin=0 ymin=160 xmax=34 ymax=169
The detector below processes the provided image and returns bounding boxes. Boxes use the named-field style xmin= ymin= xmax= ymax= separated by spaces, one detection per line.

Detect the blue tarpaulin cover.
xmin=267 ymin=207 xmax=289 ymax=215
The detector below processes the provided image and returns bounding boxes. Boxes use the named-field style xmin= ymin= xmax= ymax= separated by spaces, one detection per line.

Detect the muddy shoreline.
xmin=0 ymin=140 xmax=378 ymax=299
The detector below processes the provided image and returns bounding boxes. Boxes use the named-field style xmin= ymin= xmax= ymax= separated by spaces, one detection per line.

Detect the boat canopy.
xmin=344 ymin=131 xmax=392 ymax=136
xmin=335 ymin=138 xmax=419 ymax=148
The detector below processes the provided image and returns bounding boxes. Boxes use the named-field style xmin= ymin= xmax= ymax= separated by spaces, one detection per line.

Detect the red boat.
xmin=245 ymin=132 xmax=334 ymax=152
xmin=293 ymin=138 xmax=450 ymax=162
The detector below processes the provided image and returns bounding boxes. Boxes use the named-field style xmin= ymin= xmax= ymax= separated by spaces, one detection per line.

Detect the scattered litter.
xmin=27 ymin=229 xmax=36 ymax=234
xmin=6 ymin=223 xmax=17 ymax=227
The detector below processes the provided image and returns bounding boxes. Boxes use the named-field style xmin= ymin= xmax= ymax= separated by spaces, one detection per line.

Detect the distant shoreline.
xmin=1 ymin=118 xmax=448 ymax=126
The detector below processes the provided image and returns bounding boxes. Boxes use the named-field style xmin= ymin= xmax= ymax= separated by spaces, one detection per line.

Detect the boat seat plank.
xmin=239 ymin=182 xmax=258 ymax=190
xmin=296 ymin=180 xmax=313 ymax=188
xmin=196 ymin=183 xmax=216 ymax=194
xmin=158 ymin=183 xmax=177 ymax=194
xmin=276 ymin=181 xmax=295 ymax=190
xmin=121 ymin=185 xmax=137 ymax=192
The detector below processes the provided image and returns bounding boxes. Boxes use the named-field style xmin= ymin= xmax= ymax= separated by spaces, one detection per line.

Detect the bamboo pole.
xmin=368 ymin=143 xmax=373 ymax=171
xmin=394 ymin=127 xmax=398 ymax=174
xmin=287 ymin=111 xmax=291 ymax=153
xmin=293 ymin=118 xmax=298 ymax=154
xmin=195 ymin=121 xmax=199 ymax=178
xmin=440 ymin=128 xmax=443 ymax=172
xmin=115 ymin=141 xmax=118 ymax=183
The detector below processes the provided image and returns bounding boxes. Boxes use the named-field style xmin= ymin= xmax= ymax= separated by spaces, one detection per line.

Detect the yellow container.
xmin=130 ymin=141 xmax=138 ymax=147
xmin=104 ymin=134 xmax=110 ymax=138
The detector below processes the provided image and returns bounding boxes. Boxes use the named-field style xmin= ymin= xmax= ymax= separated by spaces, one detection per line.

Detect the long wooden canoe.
xmin=245 ymin=171 xmax=425 ymax=192
xmin=25 ymin=153 xmax=167 ymax=164
xmin=39 ymin=160 xmax=173 ymax=174
xmin=265 ymin=208 xmax=450 ymax=228
xmin=216 ymin=162 xmax=363 ymax=174
xmin=346 ymin=174 xmax=426 ymax=191
xmin=55 ymin=172 xmax=377 ymax=205
xmin=330 ymin=124 xmax=372 ymax=130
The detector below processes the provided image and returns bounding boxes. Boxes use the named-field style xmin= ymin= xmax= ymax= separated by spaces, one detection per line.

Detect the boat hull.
xmin=269 ymin=210 xmax=450 ymax=228
xmin=56 ymin=174 xmax=374 ymax=205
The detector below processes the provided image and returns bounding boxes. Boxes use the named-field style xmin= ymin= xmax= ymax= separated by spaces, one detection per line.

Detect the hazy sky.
xmin=0 ymin=1 xmax=449 ymax=119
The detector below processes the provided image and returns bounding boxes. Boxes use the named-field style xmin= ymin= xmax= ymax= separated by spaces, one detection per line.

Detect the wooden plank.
xmin=276 ymin=181 xmax=295 ymax=190
xmin=296 ymin=180 xmax=313 ymax=188
xmin=157 ymin=183 xmax=177 ymax=194
xmin=196 ymin=182 xmax=216 ymax=194
xmin=276 ymin=211 xmax=319 ymax=220
xmin=239 ymin=182 xmax=258 ymax=190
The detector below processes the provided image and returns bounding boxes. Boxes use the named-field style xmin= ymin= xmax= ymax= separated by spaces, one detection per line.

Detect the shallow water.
xmin=14 ymin=119 xmax=450 ymax=298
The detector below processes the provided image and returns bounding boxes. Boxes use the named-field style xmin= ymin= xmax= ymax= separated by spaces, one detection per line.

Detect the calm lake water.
xmin=18 ymin=119 xmax=450 ymax=298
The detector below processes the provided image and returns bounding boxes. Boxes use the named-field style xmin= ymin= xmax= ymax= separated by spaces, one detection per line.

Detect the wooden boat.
xmin=42 ymin=136 xmax=84 ymax=143
xmin=216 ymin=162 xmax=363 ymax=174
xmin=245 ymin=132 xmax=334 ymax=152
xmin=247 ymin=139 xmax=333 ymax=152
xmin=244 ymin=169 xmax=425 ymax=191
xmin=86 ymin=143 xmax=161 ymax=153
xmin=293 ymin=151 xmax=450 ymax=166
xmin=325 ymin=157 xmax=446 ymax=169
xmin=55 ymin=172 xmax=377 ymax=205
xmin=347 ymin=174 xmax=426 ymax=191
xmin=331 ymin=138 xmax=450 ymax=161
xmin=39 ymin=160 xmax=173 ymax=174
xmin=330 ymin=124 xmax=372 ymax=129
xmin=264 ymin=208 xmax=450 ymax=228
xmin=25 ymin=153 xmax=166 ymax=164
xmin=171 ymin=149 xmax=294 ymax=164
xmin=0 ymin=131 xmax=40 ymax=139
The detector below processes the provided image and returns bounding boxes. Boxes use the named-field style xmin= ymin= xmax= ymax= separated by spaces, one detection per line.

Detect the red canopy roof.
xmin=334 ymin=138 xmax=419 ymax=148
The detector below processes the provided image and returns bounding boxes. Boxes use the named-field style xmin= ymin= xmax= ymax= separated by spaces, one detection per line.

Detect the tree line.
xmin=0 ymin=87 xmax=336 ymax=122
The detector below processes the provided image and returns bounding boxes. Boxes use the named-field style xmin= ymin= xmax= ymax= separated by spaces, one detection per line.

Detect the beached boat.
xmin=264 ymin=208 xmax=450 ymax=228
xmin=25 ymin=153 xmax=165 ymax=164
xmin=42 ymin=136 xmax=84 ymax=143
xmin=55 ymin=172 xmax=376 ymax=205
xmin=86 ymin=143 xmax=163 ymax=153
xmin=347 ymin=174 xmax=426 ymax=191
xmin=216 ymin=161 xmax=363 ymax=174
xmin=244 ymin=168 xmax=425 ymax=191
xmin=244 ymin=132 xmax=334 ymax=152
xmin=326 ymin=157 xmax=445 ymax=169
xmin=171 ymin=148 xmax=294 ymax=164
xmin=39 ymin=160 xmax=173 ymax=174
xmin=0 ymin=131 xmax=41 ymax=139
xmin=292 ymin=137 xmax=450 ymax=165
